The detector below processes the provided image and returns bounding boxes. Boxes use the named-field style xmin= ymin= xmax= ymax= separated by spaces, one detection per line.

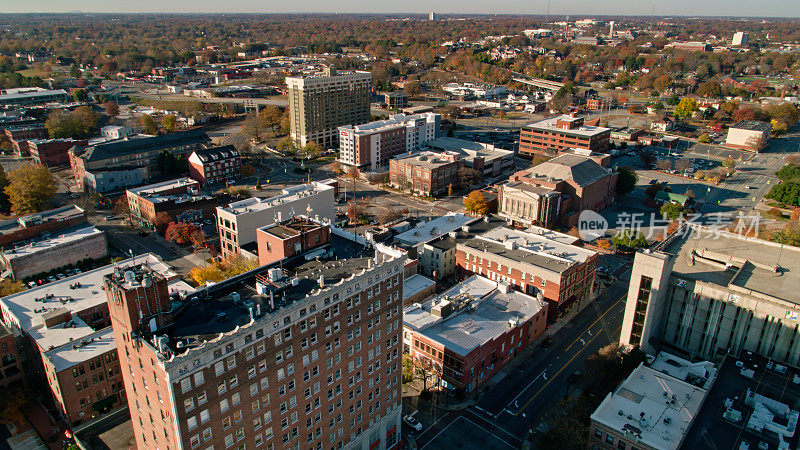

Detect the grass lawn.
xmin=15 ymin=68 xmax=50 ymax=78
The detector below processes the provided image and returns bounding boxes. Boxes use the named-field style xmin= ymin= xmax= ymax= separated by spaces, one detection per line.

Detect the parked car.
xmin=540 ymin=336 xmax=555 ymax=348
xmin=47 ymin=276 xmax=57 ymax=283
xmin=403 ymin=414 xmax=423 ymax=431
xmin=27 ymin=281 xmax=36 ymax=289
xmin=57 ymin=273 xmax=67 ymax=280
xmin=567 ymin=371 xmax=582 ymax=383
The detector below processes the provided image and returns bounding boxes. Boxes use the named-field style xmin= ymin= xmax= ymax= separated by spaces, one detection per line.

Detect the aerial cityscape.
xmin=0 ymin=7 xmax=798 ymax=450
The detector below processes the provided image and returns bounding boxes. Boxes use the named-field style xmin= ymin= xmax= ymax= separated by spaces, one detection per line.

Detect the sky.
xmin=1 ymin=0 xmax=798 ymax=17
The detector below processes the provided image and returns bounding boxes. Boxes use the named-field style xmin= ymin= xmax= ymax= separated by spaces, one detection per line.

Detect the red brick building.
xmin=256 ymin=217 xmax=331 ymax=266
xmin=106 ymin=235 xmax=405 ymax=450
xmin=454 ymin=225 xmax=598 ymax=322
xmin=4 ymin=125 xmax=49 ymax=156
xmin=188 ymin=145 xmax=241 ymax=186
xmin=503 ymin=153 xmax=618 ymax=227
xmin=519 ymin=114 xmax=611 ymax=157
xmin=0 ymin=323 xmax=23 ymax=389
xmin=389 ymin=151 xmax=463 ymax=197
xmin=126 ymin=178 xmax=219 ymax=229
xmin=402 ymin=276 xmax=547 ymax=392
xmin=28 ymin=138 xmax=88 ymax=167
xmin=0 ymin=255 xmax=178 ymax=425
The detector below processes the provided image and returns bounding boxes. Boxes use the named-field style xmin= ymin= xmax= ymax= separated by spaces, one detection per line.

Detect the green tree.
xmin=674 ymin=97 xmax=699 ymax=119
xmin=612 ymin=230 xmax=648 ymax=252
xmin=141 ymin=115 xmax=158 ymax=135
xmin=45 ymin=106 xmax=98 ymax=139
xmin=69 ymin=63 xmax=81 ymax=79
xmin=616 ymin=167 xmax=638 ymax=196
xmin=72 ymin=89 xmax=88 ymax=102
xmin=660 ymin=202 xmax=686 ymax=220
xmin=161 ymin=114 xmax=177 ymax=132
xmin=4 ymin=164 xmax=57 ymax=214
xmin=698 ymin=133 xmax=711 ymax=143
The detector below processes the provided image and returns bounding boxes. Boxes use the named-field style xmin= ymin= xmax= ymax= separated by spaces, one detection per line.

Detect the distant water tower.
xmin=609 ymin=21 xmax=615 ymax=39
xmin=429 ymin=12 xmax=437 ymax=21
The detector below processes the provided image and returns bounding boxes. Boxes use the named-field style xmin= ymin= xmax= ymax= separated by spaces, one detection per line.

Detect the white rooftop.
xmin=403 ymin=275 xmax=546 ymax=356
xmin=221 ymin=181 xmax=334 ymax=216
xmin=403 ymin=274 xmax=436 ymax=301
xmin=524 ymin=115 xmax=611 ymax=137
xmin=2 ymin=225 xmax=103 ymax=261
xmin=395 ymin=214 xmax=476 ymax=247
xmin=591 ymin=364 xmax=710 ymax=450
xmin=480 ymin=226 xmax=596 ymax=264
xmin=342 ymin=113 xmax=437 ymax=136
xmin=650 ymin=352 xmax=717 ymax=390
xmin=0 ymin=254 xmax=188 ymax=356
xmin=44 ymin=327 xmax=117 ymax=372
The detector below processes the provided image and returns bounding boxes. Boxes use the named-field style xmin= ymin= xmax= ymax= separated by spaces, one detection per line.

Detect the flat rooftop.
xmin=683 ymin=353 xmax=800 ymax=450
xmin=2 ymin=225 xmax=103 ymax=261
xmin=479 ymin=227 xmax=595 ymax=264
xmin=43 ymin=327 xmax=117 ymax=372
xmin=127 ymin=177 xmax=198 ymax=197
xmin=424 ymin=137 xmax=513 ymax=162
xmin=220 ymin=182 xmax=333 ymax=216
xmin=394 ymin=214 xmax=476 ymax=246
xmin=168 ymin=234 xmax=376 ymax=345
xmin=591 ymin=363 xmax=709 ymax=450
xmin=666 ymin=226 xmax=800 ymax=304
xmin=403 ymin=274 xmax=436 ymax=302
xmin=523 ymin=115 xmax=610 ymax=138
xmin=404 ymin=275 xmax=546 ymax=356
xmin=392 ymin=151 xmax=460 ymax=170
xmin=258 ymin=218 xmax=324 ymax=240
xmin=341 ymin=113 xmax=436 ymax=135
xmin=0 ymin=253 xmax=188 ymax=353
xmin=0 ymin=205 xmax=85 ymax=238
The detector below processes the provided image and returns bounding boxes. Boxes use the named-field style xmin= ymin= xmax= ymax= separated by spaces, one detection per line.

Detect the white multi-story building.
xmin=441 ymin=82 xmax=507 ymax=99
xmin=216 ymin=181 xmax=337 ymax=259
xmin=338 ymin=113 xmax=441 ymax=170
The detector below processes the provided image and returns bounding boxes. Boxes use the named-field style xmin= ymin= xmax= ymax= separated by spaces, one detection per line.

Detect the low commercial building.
xmin=456 ymin=224 xmax=598 ymax=321
xmin=423 ymin=137 xmax=514 ymax=179
xmin=403 ymin=275 xmax=548 ymax=392
xmin=394 ymin=213 xmax=476 ymax=248
xmin=69 ymin=130 xmax=211 ymax=193
xmin=0 ymin=88 xmax=69 ymax=106
xmin=187 ymin=145 xmax=241 ymax=186
xmin=519 ymin=114 xmax=611 ymax=157
xmin=589 ymin=353 xmax=716 ymax=450
xmin=389 ymin=151 xmax=463 ymax=197
xmin=216 ymin=181 xmax=336 ymax=259
xmin=725 ymin=120 xmax=771 ymax=152
xmin=0 ymin=254 xmax=192 ymax=425
xmin=338 ymin=113 xmax=440 ymax=170
xmin=0 ymin=205 xmax=88 ymax=248
xmin=417 ymin=216 xmax=506 ymax=281
xmin=4 ymin=125 xmax=49 ymax=156
xmin=0 ymin=225 xmax=107 ymax=280
xmin=620 ymin=225 xmax=800 ymax=367
xmin=384 ymin=91 xmax=409 ymax=109
xmin=126 ymin=178 xmax=218 ymax=228
xmin=100 ymin=125 xmax=136 ymax=140
xmin=28 ymin=138 xmax=87 ymax=167
xmin=255 ymin=216 xmax=331 ymax=266
xmin=441 ymin=82 xmax=507 ymax=99
xmin=402 ymin=274 xmax=436 ymax=306
xmin=502 ymin=153 xmax=618 ymax=227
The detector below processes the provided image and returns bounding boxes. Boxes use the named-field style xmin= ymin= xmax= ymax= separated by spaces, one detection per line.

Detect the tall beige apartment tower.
xmin=286 ymin=68 xmax=372 ymax=150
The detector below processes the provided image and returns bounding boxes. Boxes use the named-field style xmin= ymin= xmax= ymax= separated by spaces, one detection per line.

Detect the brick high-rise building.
xmin=107 ymin=231 xmax=404 ymax=450
xmin=286 ymin=68 xmax=372 ymax=149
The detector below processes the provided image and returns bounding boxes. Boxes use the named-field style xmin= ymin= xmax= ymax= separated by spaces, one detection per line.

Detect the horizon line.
xmin=0 ymin=12 xmax=798 ymax=19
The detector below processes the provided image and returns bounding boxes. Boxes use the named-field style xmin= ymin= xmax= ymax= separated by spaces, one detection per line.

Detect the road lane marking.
xmin=516 ymin=332 xmax=601 ymax=414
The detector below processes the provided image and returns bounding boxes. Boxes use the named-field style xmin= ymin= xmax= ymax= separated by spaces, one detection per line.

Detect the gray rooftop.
xmin=522 ymin=153 xmax=613 ymax=187
xmin=404 ymin=276 xmax=546 ymax=356
xmin=730 ymin=120 xmax=772 ymax=132
xmin=667 ymin=226 xmax=800 ymax=305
